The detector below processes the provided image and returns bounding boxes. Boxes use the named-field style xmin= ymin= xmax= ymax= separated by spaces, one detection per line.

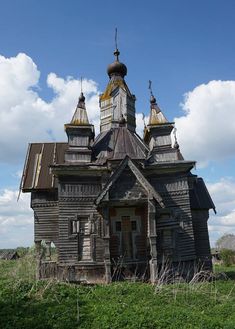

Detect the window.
xmin=71 ymin=220 xmax=80 ymax=234
xmin=68 ymin=216 xmax=80 ymax=237
xmin=131 ymin=221 xmax=137 ymax=231
xmin=115 ymin=221 xmax=121 ymax=232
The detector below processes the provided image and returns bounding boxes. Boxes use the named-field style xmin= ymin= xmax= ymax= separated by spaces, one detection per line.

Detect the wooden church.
xmin=20 ymin=46 xmax=215 ymax=283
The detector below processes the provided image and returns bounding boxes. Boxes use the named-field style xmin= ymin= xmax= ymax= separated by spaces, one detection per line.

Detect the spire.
xmin=100 ymin=32 xmax=136 ymax=133
xmin=64 ymin=85 xmax=94 ymax=164
xmin=70 ymin=79 xmax=89 ymax=125
xmin=148 ymin=80 xmax=168 ymax=125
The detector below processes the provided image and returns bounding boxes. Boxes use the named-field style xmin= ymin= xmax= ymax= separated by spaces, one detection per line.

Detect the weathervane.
xmin=114 ymin=28 xmax=120 ymax=61
xmin=148 ymin=80 xmax=153 ymax=97
xmin=80 ymin=77 xmax=83 ymax=93
xmin=115 ymin=28 xmax=118 ymax=50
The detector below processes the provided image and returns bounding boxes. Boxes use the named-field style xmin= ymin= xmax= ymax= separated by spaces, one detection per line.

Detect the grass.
xmin=1 ymin=256 xmax=235 ymax=329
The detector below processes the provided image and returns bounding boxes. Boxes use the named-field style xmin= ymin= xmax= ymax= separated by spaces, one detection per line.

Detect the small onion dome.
xmin=150 ymin=94 xmax=156 ymax=104
xmin=77 ymin=92 xmax=85 ymax=109
xmin=119 ymin=114 xmax=126 ymax=125
xmin=79 ymin=92 xmax=85 ymax=103
xmin=174 ymin=140 xmax=179 ymax=150
xmin=107 ymin=49 xmax=127 ymax=78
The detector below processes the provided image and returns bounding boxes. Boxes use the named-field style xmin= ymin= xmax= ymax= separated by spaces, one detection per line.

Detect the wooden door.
xmin=121 ymin=216 xmax=133 ymax=259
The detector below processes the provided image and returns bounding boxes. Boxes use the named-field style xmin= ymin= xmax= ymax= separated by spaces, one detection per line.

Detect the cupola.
xmin=64 ymin=91 xmax=94 ymax=163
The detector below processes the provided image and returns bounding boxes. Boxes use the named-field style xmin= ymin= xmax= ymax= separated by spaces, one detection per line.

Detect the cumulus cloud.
xmin=175 ymin=80 xmax=235 ymax=167
xmin=0 ymin=189 xmax=33 ymax=248
xmin=207 ymin=178 xmax=235 ymax=246
xmin=135 ymin=112 xmax=149 ymax=137
xmin=0 ymin=53 xmax=100 ymax=164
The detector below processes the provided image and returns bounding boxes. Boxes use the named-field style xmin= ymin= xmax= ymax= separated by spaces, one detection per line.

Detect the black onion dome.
xmin=150 ymin=94 xmax=156 ymax=104
xmin=107 ymin=61 xmax=127 ymax=78
xmin=79 ymin=92 xmax=85 ymax=103
xmin=107 ymin=48 xmax=127 ymax=78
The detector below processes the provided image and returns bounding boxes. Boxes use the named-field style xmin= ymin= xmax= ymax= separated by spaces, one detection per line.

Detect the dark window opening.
xmin=115 ymin=221 xmax=121 ymax=232
xmin=131 ymin=221 xmax=137 ymax=231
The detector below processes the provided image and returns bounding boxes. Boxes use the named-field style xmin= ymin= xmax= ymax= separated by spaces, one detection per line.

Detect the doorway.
xmin=114 ymin=216 xmax=138 ymax=260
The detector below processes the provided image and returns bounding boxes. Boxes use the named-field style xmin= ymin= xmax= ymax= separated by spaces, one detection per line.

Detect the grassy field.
xmin=0 ymin=256 xmax=235 ymax=329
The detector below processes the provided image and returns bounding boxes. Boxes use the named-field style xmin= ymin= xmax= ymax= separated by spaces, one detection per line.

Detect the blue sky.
xmin=0 ymin=0 xmax=235 ymax=248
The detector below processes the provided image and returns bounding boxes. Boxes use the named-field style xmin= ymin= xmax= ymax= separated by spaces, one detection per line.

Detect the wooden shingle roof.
xmin=92 ymin=127 xmax=149 ymax=164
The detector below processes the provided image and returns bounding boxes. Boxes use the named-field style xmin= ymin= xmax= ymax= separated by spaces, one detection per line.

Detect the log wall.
xmin=58 ymin=177 xmax=104 ymax=264
xmin=151 ymin=175 xmax=197 ymax=262
xmin=31 ymin=191 xmax=59 ymax=246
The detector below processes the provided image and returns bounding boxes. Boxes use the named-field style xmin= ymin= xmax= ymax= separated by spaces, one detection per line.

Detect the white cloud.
xmin=0 ymin=53 xmax=100 ymax=164
xmin=0 ymin=189 xmax=33 ymax=248
xmin=175 ymin=80 xmax=235 ymax=167
xmin=207 ymin=178 xmax=235 ymax=246
xmin=136 ymin=112 xmax=149 ymax=137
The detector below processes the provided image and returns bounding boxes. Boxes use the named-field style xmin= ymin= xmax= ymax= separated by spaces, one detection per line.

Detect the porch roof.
xmin=95 ymin=156 xmax=165 ymax=208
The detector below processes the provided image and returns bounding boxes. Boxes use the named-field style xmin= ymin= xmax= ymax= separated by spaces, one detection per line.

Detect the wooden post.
xmin=89 ymin=214 xmax=96 ymax=262
xmin=35 ymin=240 xmax=42 ymax=280
xmin=103 ymin=207 xmax=111 ymax=283
xmin=148 ymin=199 xmax=158 ymax=284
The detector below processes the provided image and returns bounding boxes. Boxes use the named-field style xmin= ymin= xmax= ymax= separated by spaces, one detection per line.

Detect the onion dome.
xmin=174 ymin=140 xmax=179 ymax=150
xmin=78 ymin=92 xmax=85 ymax=104
xmin=119 ymin=114 xmax=126 ymax=125
xmin=107 ymin=49 xmax=127 ymax=78
xmin=150 ymin=94 xmax=156 ymax=105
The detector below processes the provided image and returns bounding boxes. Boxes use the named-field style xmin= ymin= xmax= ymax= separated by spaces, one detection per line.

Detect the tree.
xmin=220 ymin=249 xmax=235 ymax=266
xmin=216 ymin=234 xmax=235 ymax=251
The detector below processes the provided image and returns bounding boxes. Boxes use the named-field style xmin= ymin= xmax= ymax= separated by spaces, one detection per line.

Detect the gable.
xmin=109 ymin=168 xmax=148 ymax=201
xmin=95 ymin=156 xmax=164 ymax=207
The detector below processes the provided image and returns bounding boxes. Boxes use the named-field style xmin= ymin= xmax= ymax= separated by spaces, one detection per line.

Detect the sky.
xmin=0 ymin=0 xmax=235 ymax=248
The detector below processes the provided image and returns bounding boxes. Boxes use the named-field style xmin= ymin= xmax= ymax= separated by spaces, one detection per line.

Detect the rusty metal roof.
xmin=92 ymin=127 xmax=149 ymax=164
xmin=21 ymin=142 xmax=67 ymax=191
xmin=21 ymin=127 xmax=148 ymax=191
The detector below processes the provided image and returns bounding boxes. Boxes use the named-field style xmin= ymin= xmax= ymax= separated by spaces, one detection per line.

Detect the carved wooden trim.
xmin=160 ymin=190 xmax=188 ymax=196
xmin=32 ymin=201 xmax=58 ymax=208
xmin=59 ymin=197 xmax=95 ymax=202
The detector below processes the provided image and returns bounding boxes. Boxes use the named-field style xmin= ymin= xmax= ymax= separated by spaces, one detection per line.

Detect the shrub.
xmin=220 ymin=248 xmax=235 ymax=266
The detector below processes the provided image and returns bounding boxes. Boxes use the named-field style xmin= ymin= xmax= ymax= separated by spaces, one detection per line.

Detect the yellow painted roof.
xmin=100 ymin=78 xmax=131 ymax=101
xmin=148 ymin=105 xmax=168 ymax=125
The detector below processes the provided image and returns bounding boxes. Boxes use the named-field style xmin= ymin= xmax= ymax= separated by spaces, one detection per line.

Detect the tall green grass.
xmin=1 ymin=256 xmax=235 ymax=329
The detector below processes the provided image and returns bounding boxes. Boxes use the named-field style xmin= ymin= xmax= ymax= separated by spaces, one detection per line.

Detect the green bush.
xmin=220 ymin=249 xmax=235 ymax=266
